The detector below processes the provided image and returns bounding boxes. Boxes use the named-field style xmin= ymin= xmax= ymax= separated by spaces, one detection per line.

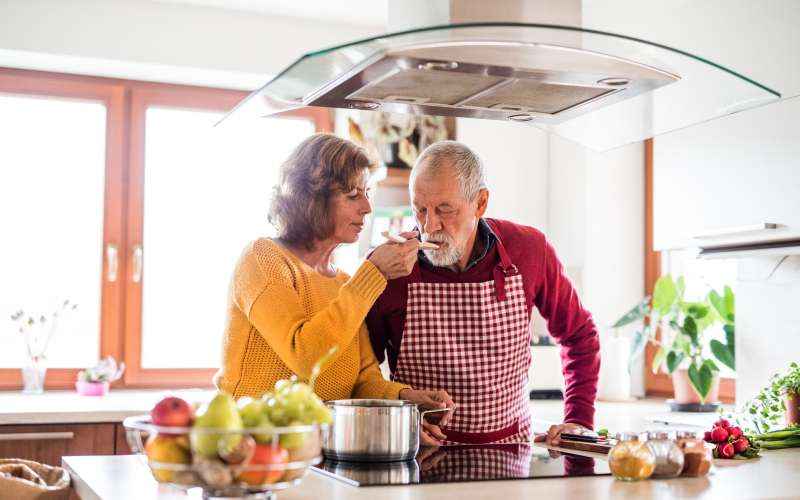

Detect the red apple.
xmin=151 ymin=396 xmax=194 ymax=428
xmin=238 ymin=444 xmax=288 ymax=485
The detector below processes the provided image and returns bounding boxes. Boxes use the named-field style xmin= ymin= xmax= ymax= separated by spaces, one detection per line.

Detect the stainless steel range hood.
xmin=218 ymin=3 xmax=789 ymax=150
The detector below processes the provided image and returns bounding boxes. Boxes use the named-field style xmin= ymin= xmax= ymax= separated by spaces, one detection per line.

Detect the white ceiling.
xmin=151 ymin=0 xmax=388 ymax=27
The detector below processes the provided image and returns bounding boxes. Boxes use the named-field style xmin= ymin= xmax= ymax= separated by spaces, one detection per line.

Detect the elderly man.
xmin=367 ymin=140 xmax=600 ymax=446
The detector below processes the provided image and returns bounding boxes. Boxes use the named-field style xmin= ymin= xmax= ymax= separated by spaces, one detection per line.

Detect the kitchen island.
xmin=63 ymin=445 xmax=800 ymax=500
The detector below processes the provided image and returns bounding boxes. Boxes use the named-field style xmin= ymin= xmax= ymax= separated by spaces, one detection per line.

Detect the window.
xmin=0 ymin=68 xmax=330 ymax=389
xmin=662 ymin=248 xmax=737 ymax=378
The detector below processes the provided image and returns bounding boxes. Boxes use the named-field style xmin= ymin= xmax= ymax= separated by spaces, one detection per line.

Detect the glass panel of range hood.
xmin=218 ymin=23 xmax=784 ymax=151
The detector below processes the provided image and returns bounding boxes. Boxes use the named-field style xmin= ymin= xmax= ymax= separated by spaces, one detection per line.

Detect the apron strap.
xmin=486 ymin=219 xmax=519 ymax=301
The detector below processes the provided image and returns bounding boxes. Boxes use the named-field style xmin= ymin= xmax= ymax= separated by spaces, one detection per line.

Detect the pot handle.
xmin=420 ymin=406 xmax=455 ymax=424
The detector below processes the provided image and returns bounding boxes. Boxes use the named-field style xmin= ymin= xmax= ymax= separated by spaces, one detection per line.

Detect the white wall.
xmin=0 ymin=0 xmax=383 ymax=89
xmin=547 ymin=135 xmax=645 ymax=396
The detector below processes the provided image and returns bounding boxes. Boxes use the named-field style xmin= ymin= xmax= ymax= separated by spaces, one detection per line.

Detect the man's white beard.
xmin=422 ymin=231 xmax=462 ymax=267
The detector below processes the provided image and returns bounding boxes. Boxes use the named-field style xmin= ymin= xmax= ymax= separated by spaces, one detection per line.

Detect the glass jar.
xmin=608 ymin=433 xmax=655 ymax=481
xmin=676 ymin=430 xmax=713 ymax=477
xmin=644 ymin=431 xmax=684 ymax=478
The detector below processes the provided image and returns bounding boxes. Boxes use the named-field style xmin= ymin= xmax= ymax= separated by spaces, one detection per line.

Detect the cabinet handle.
xmin=132 ymin=244 xmax=143 ymax=283
xmin=106 ymin=243 xmax=118 ymax=282
xmin=0 ymin=432 xmax=75 ymax=441
xmin=692 ymin=223 xmax=778 ymax=239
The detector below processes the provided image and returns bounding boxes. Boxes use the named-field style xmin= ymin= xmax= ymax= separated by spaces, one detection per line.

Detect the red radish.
xmin=711 ymin=426 xmax=729 ymax=444
xmin=729 ymin=426 xmax=743 ymax=439
xmin=718 ymin=442 xmax=735 ymax=459
xmin=733 ymin=437 xmax=750 ymax=454
xmin=703 ymin=431 xmax=713 ymax=442
xmin=716 ymin=418 xmax=731 ymax=429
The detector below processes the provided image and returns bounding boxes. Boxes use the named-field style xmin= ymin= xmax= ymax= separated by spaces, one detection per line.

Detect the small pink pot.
xmin=75 ymin=380 xmax=110 ymax=396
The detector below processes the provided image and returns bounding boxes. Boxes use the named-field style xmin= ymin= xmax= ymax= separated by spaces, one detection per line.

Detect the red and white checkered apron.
xmin=420 ymin=444 xmax=533 ymax=482
xmin=393 ymin=234 xmax=532 ymax=444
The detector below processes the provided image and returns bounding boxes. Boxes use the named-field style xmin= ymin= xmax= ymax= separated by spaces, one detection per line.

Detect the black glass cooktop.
xmin=312 ymin=444 xmax=610 ymax=487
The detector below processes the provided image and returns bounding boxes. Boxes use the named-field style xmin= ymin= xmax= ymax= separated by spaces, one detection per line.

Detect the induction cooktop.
xmin=312 ymin=443 xmax=611 ymax=487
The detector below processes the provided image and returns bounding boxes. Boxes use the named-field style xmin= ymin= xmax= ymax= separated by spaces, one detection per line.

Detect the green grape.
xmin=274 ymin=379 xmax=292 ymax=394
xmin=310 ymin=403 xmax=332 ymax=425
xmin=238 ymin=399 xmax=274 ymax=444
xmin=279 ymin=422 xmax=308 ymax=450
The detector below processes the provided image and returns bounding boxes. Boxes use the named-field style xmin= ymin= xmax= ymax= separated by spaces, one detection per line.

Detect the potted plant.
xmin=75 ymin=356 xmax=125 ymax=396
xmin=613 ymin=274 xmax=735 ymax=405
xmin=734 ymin=362 xmax=800 ymax=432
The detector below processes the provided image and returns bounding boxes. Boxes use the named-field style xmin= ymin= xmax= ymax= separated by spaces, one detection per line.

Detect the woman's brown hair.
xmin=269 ymin=133 xmax=375 ymax=250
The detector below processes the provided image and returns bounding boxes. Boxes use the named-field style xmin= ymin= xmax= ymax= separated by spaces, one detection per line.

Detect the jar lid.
xmin=615 ymin=432 xmax=642 ymax=441
xmin=676 ymin=430 xmax=702 ymax=439
xmin=644 ymin=431 xmax=673 ymax=440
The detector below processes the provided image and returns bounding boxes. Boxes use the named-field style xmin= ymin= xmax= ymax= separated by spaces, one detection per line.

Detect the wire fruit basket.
xmin=124 ymin=415 xmax=326 ymax=500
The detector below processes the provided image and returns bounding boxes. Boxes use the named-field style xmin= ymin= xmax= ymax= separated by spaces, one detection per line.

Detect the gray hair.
xmin=411 ymin=140 xmax=487 ymax=201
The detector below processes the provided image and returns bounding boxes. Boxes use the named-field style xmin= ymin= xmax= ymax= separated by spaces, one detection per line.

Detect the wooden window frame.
xmin=0 ymin=67 xmax=331 ymax=390
xmin=643 ymin=139 xmax=735 ymax=403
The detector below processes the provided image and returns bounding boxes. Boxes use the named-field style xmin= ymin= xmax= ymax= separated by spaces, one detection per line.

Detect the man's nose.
xmin=421 ymin=212 xmax=441 ymax=234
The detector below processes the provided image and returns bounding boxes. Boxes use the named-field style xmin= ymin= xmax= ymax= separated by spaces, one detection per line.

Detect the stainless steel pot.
xmin=322 ymin=399 xmax=449 ymax=462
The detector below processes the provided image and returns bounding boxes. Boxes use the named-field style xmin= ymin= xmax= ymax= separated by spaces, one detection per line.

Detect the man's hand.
xmin=420 ymin=421 xmax=447 ymax=446
xmin=398 ymin=388 xmax=456 ymax=427
xmin=534 ymin=423 xmax=592 ymax=447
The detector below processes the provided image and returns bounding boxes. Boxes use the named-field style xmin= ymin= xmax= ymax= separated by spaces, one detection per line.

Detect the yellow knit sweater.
xmin=213 ymin=238 xmax=409 ymax=401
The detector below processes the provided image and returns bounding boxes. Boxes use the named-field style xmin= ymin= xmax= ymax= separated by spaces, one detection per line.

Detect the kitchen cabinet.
xmin=0 ymin=423 xmax=117 ymax=467
xmin=653 ymin=98 xmax=800 ymax=251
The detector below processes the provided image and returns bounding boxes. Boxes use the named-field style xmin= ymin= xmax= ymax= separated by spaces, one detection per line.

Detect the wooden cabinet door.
xmin=114 ymin=423 xmax=133 ymax=455
xmin=0 ymin=423 xmax=115 ymax=467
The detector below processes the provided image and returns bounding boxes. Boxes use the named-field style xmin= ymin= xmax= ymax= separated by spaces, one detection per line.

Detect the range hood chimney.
xmin=219 ymin=0 xmax=784 ymax=150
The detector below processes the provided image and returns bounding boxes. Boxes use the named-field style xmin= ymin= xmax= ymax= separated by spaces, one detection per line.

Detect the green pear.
xmin=191 ymin=392 xmax=243 ymax=458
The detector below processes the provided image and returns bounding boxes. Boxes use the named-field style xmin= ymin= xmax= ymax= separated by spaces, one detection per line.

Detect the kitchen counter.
xmin=0 ymin=390 xmax=718 ymax=428
xmin=0 ymin=389 xmax=216 ymax=425
xmin=63 ymin=446 xmax=800 ymax=500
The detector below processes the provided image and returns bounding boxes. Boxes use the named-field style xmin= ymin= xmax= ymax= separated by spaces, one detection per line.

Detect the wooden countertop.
xmin=63 ymin=446 xmax=800 ymax=500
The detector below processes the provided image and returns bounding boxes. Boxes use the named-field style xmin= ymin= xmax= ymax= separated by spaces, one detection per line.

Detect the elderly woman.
xmin=214 ymin=133 xmax=452 ymax=431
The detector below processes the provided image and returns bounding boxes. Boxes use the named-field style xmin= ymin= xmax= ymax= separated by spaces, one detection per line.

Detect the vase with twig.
xmin=10 ymin=300 xmax=77 ymax=394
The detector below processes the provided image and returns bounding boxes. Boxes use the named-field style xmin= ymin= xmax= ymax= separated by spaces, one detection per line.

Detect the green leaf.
xmin=724 ymin=324 xmax=735 ymax=350
xmin=683 ymin=316 xmax=699 ymax=346
xmin=686 ymin=303 xmax=709 ymax=319
xmin=651 ymin=347 xmax=667 ymax=374
xmin=674 ymin=333 xmax=692 ymax=356
xmin=676 ymin=276 xmax=686 ymax=298
xmin=612 ymin=297 xmax=650 ymax=328
xmin=723 ymin=285 xmax=735 ymax=319
xmin=666 ymin=351 xmax=685 ymax=373
xmin=709 ymin=289 xmax=728 ymax=320
xmin=710 ymin=339 xmax=735 ymax=370
xmin=653 ymin=275 xmax=678 ymax=315
xmin=628 ymin=328 xmax=650 ymax=368
xmin=703 ymin=359 xmax=720 ymax=373
xmin=688 ymin=362 xmax=713 ymax=403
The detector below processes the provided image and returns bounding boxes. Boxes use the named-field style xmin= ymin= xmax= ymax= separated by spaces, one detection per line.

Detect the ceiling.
xmin=150 ymin=0 xmax=388 ymax=27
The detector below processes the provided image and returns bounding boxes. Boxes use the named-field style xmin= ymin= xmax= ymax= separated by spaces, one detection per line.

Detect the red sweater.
xmin=367 ymin=218 xmax=600 ymax=429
